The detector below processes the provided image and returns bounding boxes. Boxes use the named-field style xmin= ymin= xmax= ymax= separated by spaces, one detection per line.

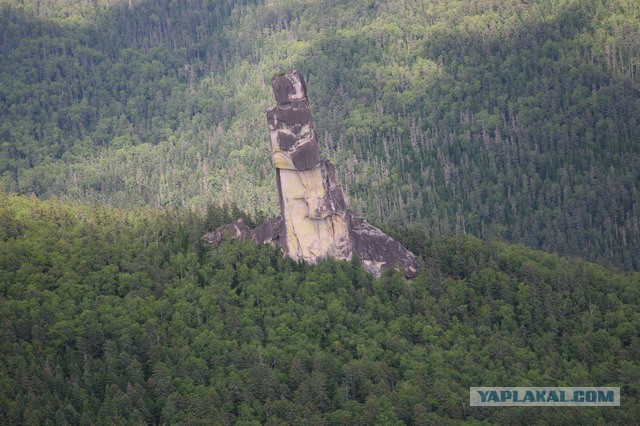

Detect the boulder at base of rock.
xmin=349 ymin=216 xmax=419 ymax=278
xmin=203 ymin=217 xmax=283 ymax=248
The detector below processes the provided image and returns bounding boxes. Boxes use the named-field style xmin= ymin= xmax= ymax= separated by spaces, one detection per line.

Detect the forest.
xmin=1 ymin=0 xmax=640 ymax=423
xmin=0 ymin=0 xmax=639 ymax=270
xmin=1 ymin=192 xmax=639 ymax=423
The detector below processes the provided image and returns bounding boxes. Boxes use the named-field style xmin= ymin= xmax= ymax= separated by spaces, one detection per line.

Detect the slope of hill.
xmin=0 ymin=0 xmax=639 ymax=271
xmin=0 ymin=193 xmax=638 ymax=423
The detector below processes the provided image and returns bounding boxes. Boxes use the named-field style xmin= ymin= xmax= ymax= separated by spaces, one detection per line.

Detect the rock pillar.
xmin=205 ymin=70 xmax=419 ymax=278
xmin=266 ymin=71 xmax=353 ymax=263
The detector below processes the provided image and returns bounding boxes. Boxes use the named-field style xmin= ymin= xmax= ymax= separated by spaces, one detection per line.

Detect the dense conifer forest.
xmin=1 ymin=0 xmax=639 ymax=270
xmin=1 ymin=193 xmax=639 ymax=423
xmin=1 ymin=0 xmax=640 ymax=423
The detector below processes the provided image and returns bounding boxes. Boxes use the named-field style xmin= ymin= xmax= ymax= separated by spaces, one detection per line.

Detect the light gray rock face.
xmin=204 ymin=70 xmax=419 ymax=278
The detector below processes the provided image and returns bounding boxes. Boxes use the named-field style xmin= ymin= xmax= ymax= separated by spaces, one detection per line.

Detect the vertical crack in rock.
xmin=204 ymin=70 xmax=419 ymax=278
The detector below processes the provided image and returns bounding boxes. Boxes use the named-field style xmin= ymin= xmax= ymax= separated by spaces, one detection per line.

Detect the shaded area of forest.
xmin=1 ymin=193 xmax=638 ymax=423
xmin=0 ymin=0 xmax=639 ymax=271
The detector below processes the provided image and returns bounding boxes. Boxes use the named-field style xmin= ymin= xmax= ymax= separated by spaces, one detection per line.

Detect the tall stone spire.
xmin=266 ymin=71 xmax=352 ymax=264
xmin=205 ymin=70 xmax=419 ymax=278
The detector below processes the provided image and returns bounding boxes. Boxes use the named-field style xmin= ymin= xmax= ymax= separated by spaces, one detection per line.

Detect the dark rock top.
xmin=266 ymin=73 xmax=321 ymax=172
xmin=271 ymin=70 xmax=308 ymax=105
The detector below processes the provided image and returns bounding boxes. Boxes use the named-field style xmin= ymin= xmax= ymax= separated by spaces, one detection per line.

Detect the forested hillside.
xmin=1 ymin=192 xmax=639 ymax=423
xmin=0 ymin=0 xmax=639 ymax=270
